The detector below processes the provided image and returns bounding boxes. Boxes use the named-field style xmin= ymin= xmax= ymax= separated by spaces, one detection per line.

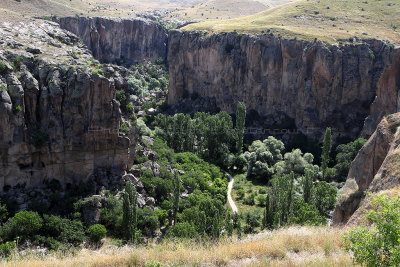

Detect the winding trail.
xmin=227 ymin=173 xmax=238 ymax=214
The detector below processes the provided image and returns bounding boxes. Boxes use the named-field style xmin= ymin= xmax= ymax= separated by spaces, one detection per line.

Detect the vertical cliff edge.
xmin=167 ymin=31 xmax=400 ymax=141
xmin=0 ymin=21 xmax=136 ymax=192
xmin=57 ymin=16 xmax=169 ymax=65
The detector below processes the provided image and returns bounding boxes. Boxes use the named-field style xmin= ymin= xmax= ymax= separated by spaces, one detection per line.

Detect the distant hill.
xmin=167 ymin=0 xmax=298 ymax=21
xmin=184 ymin=0 xmax=400 ymax=44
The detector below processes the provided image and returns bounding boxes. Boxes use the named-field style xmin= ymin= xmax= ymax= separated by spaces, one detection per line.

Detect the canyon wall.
xmin=333 ymin=113 xmax=400 ymax=225
xmin=57 ymin=17 xmax=168 ymax=65
xmin=168 ymin=31 xmax=400 ymax=140
xmin=0 ymin=21 xmax=135 ymax=191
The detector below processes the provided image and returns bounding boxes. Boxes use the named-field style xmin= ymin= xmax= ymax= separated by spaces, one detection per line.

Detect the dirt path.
xmin=227 ymin=173 xmax=238 ymax=214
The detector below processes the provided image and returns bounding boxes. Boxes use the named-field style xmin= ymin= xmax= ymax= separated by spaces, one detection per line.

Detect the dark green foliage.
xmin=0 ymin=241 xmax=16 ymax=257
xmin=154 ymin=112 xmax=236 ymax=166
xmin=173 ymin=172 xmax=180 ymax=224
xmin=87 ymin=224 xmax=107 ymax=243
xmin=236 ymin=189 xmax=245 ymax=200
xmin=100 ymin=195 xmax=123 ymax=237
xmin=243 ymin=193 xmax=256 ymax=205
xmin=344 ymin=195 xmax=400 ymax=267
xmin=245 ymin=211 xmax=260 ymax=230
xmin=334 ymin=138 xmax=367 ymax=181
xmin=166 ymin=222 xmax=197 ymax=239
xmin=292 ymin=199 xmax=327 ymax=226
xmin=120 ymin=122 xmax=130 ymax=134
xmin=262 ymin=194 xmax=273 ymax=229
xmin=137 ymin=208 xmax=159 ymax=232
xmin=312 ymin=181 xmax=337 ymax=217
xmin=301 ymin=168 xmax=314 ymax=204
xmin=126 ymin=102 xmax=134 ymax=113
xmin=42 ymin=215 xmax=85 ymax=245
xmin=321 ymin=128 xmax=332 ymax=179
xmin=235 ymin=102 xmax=246 ymax=154
xmin=0 ymin=60 xmax=7 ymax=74
xmin=122 ymin=181 xmax=138 ymax=243
xmin=2 ymin=211 xmax=43 ymax=241
xmin=116 ymin=89 xmax=126 ymax=103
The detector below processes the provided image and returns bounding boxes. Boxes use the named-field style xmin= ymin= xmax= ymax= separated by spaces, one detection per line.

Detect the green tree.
xmin=291 ymin=199 xmax=327 ymax=226
xmin=301 ymin=168 xmax=314 ymax=204
xmin=87 ymin=224 xmax=107 ymax=243
xmin=173 ymin=171 xmax=181 ymax=225
xmin=235 ymin=102 xmax=246 ymax=154
xmin=122 ymin=181 xmax=138 ymax=243
xmin=262 ymin=193 xmax=274 ymax=229
xmin=344 ymin=195 xmax=400 ymax=267
xmin=321 ymin=128 xmax=332 ymax=179
xmin=312 ymin=181 xmax=337 ymax=216
xmin=334 ymin=138 xmax=367 ymax=181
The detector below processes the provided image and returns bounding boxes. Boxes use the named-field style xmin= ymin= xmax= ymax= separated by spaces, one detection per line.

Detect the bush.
xmin=42 ymin=215 xmax=86 ymax=245
xmin=137 ymin=208 xmax=159 ymax=232
xmin=116 ymin=89 xmax=126 ymax=103
xmin=5 ymin=211 xmax=43 ymax=241
xmin=256 ymin=194 xmax=267 ymax=206
xmin=126 ymin=102 xmax=134 ymax=113
xmin=0 ymin=241 xmax=16 ymax=257
xmin=292 ymin=199 xmax=327 ymax=226
xmin=236 ymin=189 xmax=245 ymax=200
xmin=120 ymin=122 xmax=130 ymax=134
xmin=312 ymin=182 xmax=337 ymax=216
xmin=243 ymin=193 xmax=256 ymax=205
xmin=0 ymin=60 xmax=6 ymax=74
xmin=88 ymin=224 xmax=107 ymax=243
xmin=344 ymin=195 xmax=400 ymax=266
xmin=166 ymin=222 xmax=197 ymax=238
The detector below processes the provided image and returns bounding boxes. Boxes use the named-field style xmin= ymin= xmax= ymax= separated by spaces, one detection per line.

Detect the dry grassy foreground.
xmin=4 ymin=226 xmax=354 ymax=267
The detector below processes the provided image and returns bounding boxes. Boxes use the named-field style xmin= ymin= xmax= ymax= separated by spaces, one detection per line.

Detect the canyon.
xmin=0 ymin=14 xmax=399 ymax=223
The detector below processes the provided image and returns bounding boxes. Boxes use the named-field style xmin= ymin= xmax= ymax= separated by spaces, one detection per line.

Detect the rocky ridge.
xmin=333 ymin=113 xmax=400 ymax=225
xmin=0 ymin=21 xmax=136 ymax=193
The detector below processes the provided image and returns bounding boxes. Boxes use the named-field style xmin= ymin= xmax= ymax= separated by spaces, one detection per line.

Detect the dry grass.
xmin=3 ymin=226 xmax=354 ymax=267
xmin=184 ymin=0 xmax=400 ymax=44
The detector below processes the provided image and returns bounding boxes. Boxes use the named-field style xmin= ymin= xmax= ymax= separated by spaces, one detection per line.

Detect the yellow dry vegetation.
xmin=185 ymin=0 xmax=400 ymax=44
xmin=4 ymin=226 xmax=354 ymax=267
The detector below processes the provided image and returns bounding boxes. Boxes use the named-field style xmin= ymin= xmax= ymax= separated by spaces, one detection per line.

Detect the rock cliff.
xmin=333 ymin=113 xmax=400 ymax=225
xmin=57 ymin=17 xmax=168 ymax=65
xmin=167 ymin=31 xmax=400 ymax=140
xmin=0 ymin=21 xmax=136 ymax=192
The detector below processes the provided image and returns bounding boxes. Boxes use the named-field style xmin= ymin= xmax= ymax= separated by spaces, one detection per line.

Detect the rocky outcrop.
xmin=57 ymin=17 xmax=168 ymax=65
xmin=333 ymin=113 xmax=400 ymax=225
xmin=167 ymin=31 xmax=400 ymax=140
xmin=0 ymin=21 xmax=136 ymax=192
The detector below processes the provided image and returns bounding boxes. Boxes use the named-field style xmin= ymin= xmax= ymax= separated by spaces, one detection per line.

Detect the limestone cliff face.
xmin=57 ymin=17 xmax=168 ymax=65
xmin=0 ymin=21 xmax=135 ymax=191
xmin=167 ymin=31 xmax=400 ymax=140
xmin=333 ymin=113 xmax=400 ymax=225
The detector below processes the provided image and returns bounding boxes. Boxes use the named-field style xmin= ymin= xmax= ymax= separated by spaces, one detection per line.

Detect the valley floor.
xmin=5 ymin=226 xmax=354 ymax=267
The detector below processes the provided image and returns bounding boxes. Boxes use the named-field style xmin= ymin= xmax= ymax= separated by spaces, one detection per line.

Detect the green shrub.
xmin=137 ymin=208 xmax=159 ymax=232
xmin=292 ymin=199 xmax=327 ymax=226
xmin=312 ymin=182 xmax=337 ymax=216
xmin=14 ymin=105 xmax=22 ymax=113
xmin=88 ymin=224 xmax=107 ymax=243
xmin=236 ymin=189 xmax=245 ymax=200
xmin=116 ymin=89 xmax=126 ymax=103
xmin=256 ymin=194 xmax=267 ymax=206
xmin=243 ymin=193 xmax=256 ymax=205
xmin=166 ymin=222 xmax=197 ymax=238
xmin=0 ymin=241 xmax=16 ymax=257
xmin=258 ymin=188 xmax=267 ymax=194
xmin=120 ymin=123 xmax=130 ymax=134
xmin=344 ymin=195 xmax=400 ymax=267
xmin=92 ymin=69 xmax=104 ymax=76
xmin=42 ymin=214 xmax=86 ymax=245
xmin=126 ymin=102 xmax=134 ymax=113
xmin=5 ymin=211 xmax=43 ymax=241
xmin=0 ymin=60 xmax=6 ymax=74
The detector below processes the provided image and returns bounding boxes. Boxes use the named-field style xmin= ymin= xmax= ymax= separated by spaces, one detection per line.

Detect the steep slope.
xmin=57 ymin=17 xmax=168 ymax=65
xmin=334 ymin=113 xmax=400 ymax=225
xmin=167 ymin=31 xmax=400 ymax=140
xmin=0 ymin=21 xmax=136 ymax=191
xmin=185 ymin=0 xmax=400 ymax=44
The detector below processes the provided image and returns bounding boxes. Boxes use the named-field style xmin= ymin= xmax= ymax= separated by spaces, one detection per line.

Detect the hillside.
xmin=184 ymin=0 xmax=400 ymax=44
xmin=167 ymin=0 xmax=298 ymax=21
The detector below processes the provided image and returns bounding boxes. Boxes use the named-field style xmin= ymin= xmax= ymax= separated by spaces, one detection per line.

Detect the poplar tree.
xmin=321 ymin=128 xmax=332 ymax=179
xmin=122 ymin=181 xmax=137 ymax=243
xmin=173 ymin=171 xmax=181 ymax=225
xmin=302 ymin=168 xmax=314 ymax=204
xmin=235 ymin=102 xmax=246 ymax=154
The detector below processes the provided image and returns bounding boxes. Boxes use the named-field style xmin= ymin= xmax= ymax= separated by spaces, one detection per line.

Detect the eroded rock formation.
xmin=57 ymin=17 xmax=168 ymax=65
xmin=167 ymin=31 xmax=400 ymax=140
xmin=0 ymin=21 xmax=136 ymax=192
xmin=333 ymin=113 xmax=400 ymax=225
